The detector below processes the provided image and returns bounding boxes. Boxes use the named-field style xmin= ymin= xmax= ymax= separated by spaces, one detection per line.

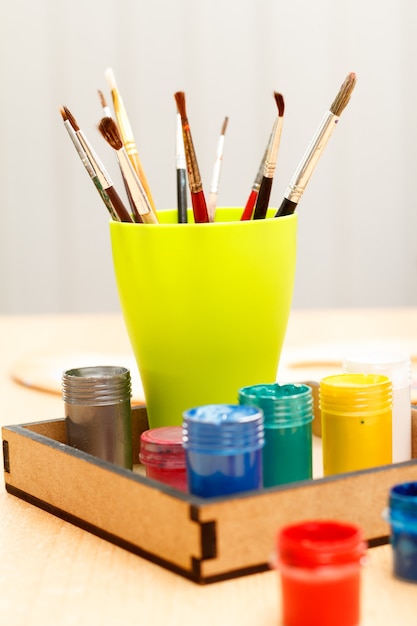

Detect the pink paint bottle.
xmin=139 ymin=426 xmax=187 ymax=492
xmin=275 ymin=520 xmax=367 ymax=626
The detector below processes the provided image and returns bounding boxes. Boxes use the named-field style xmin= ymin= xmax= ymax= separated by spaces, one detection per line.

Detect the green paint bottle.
xmin=238 ymin=383 xmax=313 ymax=487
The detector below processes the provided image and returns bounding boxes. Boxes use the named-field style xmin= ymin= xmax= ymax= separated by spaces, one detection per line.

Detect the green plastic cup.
xmin=110 ymin=208 xmax=297 ymax=428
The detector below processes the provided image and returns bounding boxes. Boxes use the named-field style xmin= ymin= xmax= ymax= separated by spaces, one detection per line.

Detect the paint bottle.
xmin=275 ymin=520 xmax=367 ymax=626
xmin=319 ymin=373 xmax=392 ymax=476
xmin=139 ymin=426 xmax=187 ymax=492
xmin=182 ymin=404 xmax=264 ymax=497
xmin=238 ymin=383 xmax=313 ymax=487
xmin=342 ymin=349 xmax=412 ymax=463
xmin=384 ymin=481 xmax=417 ymax=583
xmin=63 ymin=365 xmax=133 ymax=469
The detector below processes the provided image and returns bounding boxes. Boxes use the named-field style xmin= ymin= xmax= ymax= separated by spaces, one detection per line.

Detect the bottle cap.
xmin=183 ymin=404 xmax=264 ymax=454
xmin=239 ymin=383 xmax=313 ymax=427
xmin=140 ymin=426 xmax=185 ymax=469
xmin=343 ymin=349 xmax=411 ymax=389
xmin=277 ymin=520 xmax=367 ymax=568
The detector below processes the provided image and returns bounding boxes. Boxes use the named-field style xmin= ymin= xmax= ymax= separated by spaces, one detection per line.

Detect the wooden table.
xmin=1 ymin=310 xmax=417 ymax=625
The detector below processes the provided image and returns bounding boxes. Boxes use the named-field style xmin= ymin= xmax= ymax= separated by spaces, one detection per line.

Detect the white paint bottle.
xmin=343 ymin=349 xmax=411 ymax=463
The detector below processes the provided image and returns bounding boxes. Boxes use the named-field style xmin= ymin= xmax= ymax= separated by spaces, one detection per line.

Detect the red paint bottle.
xmin=275 ymin=520 xmax=367 ymax=626
xmin=139 ymin=426 xmax=187 ymax=492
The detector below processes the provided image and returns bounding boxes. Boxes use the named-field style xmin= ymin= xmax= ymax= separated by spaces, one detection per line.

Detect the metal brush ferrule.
xmin=263 ymin=161 xmax=275 ymax=178
xmin=177 ymin=150 xmax=186 ymax=171
xmin=118 ymin=149 xmax=151 ymax=216
xmin=63 ymin=121 xmax=95 ymax=178
xmin=189 ymin=178 xmax=203 ymax=194
xmin=209 ymin=162 xmax=221 ymax=193
xmin=176 ymin=114 xmax=186 ymax=170
xmin=209 ymin=136 xmax=225 ymax=193
xmin=77 ymin=132 xmax=112 ymax=188
xmin=124 ymin=139 xmax=139 ymax=159
xmin=285 ymin=111 xmax=339 ymax=203
xmin=252 ymin=148 xmax=268 ymax=191
xmin=263 ymin=118 xmax=280 ymax=178
xmin=214 ymin=135 xmax=225 ymax=161
xmin=183 ymin=128 xmax=203 ymax=194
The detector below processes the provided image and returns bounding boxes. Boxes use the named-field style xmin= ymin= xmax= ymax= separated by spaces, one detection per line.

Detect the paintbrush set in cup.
xmin=60 ymin=69 xmax=356 ymax=225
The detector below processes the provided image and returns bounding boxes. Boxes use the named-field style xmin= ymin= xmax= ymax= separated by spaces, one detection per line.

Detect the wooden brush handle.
xmin=191 ymin=190 xmax=209 ymax=223
xmin=106 ymin=186 xmax=133 ymax=223
xmin=176 ymin=169 xmax=188 ymax=223
xmin=253 ymin=177 xmax=272 ymax=220
xmin=240 ymin=190 xmax=257 ymax=221
xmin=275 ymin=197 xmax=297 ymax=218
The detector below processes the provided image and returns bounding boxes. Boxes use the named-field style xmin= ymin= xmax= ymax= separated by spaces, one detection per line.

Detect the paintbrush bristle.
xmin=98 ymin=116 xmax=124 ymax=151
xmin=274 ymin=92 xmax=285 ymax=117
xmin=174 ymin=91 xmax=187 ymax=121
xmin=63 ymin=106 xmax=80 ymax=131
xmin=105 ymin=67 xmax=117 ymax=92
xmin=330 ymin=72 xmax=357 ymax=116
xmin=98 ymin=90 xmax=108 ymax=109
xmin=221 ymin=116 xmax=229 ymax=135
xmin=59 ymin=106 xmax=67 ymax=122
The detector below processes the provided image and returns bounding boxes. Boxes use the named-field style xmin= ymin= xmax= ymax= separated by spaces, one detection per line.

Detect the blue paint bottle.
xmin=182 ymin=404 xmax=264 ymax=497
xmin=385 ymin=481 xmax=417 ymax=583
xmin=238 ymin=383 xmax=313 ymax=487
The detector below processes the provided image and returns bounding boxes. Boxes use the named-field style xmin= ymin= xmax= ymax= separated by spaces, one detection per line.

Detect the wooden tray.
xmin=2 ymin=405 xmax=417 ymax=584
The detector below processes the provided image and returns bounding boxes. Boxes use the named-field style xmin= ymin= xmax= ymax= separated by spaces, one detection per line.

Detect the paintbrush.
xmin=98 ymin=89 xmax=113 ymax=117
xmin=176 ymin=113 xmax=188 ymax=223
xmin=98 ymin=116 xmax=159 ymax=224
xmin=207 ymin=116 xmax=229 ymax=222
xmin=174 ymin=91 xmax=209 ymax=223
xmin=105 ymin=67 xmax=157 ymax=215
xmin=275 ymin=72 xmax=357 ymax=217
xmin=240 ymin=136 xmax=270 ymax=221
xmin=98 ymin=89 xmax=139 ymax=219
xmin=253 ymin=92 xmax=285 ymax=220
xmin=62 ymin=106 xmax=132 ymax=223
xmin=60 ymin=107 xmax=119 ymax=221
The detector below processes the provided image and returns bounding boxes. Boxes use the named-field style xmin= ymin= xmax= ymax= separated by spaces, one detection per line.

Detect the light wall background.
xmin=0 ymin=0 xmax=416 ymax=313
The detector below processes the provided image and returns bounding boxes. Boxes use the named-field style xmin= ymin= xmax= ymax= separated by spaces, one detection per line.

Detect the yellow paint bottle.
xmin=319 ymin=373 xmax=392 ymax=476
